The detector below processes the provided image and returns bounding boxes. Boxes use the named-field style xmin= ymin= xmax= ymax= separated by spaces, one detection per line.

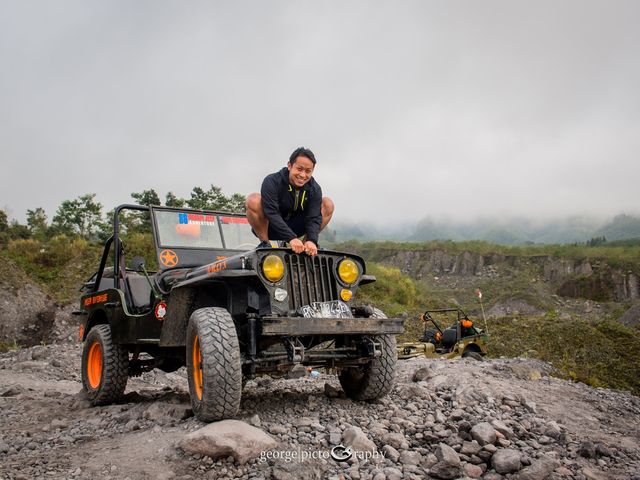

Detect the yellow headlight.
xmin=262 ymin=254 xmax=285 ymax=283
xmin=340 ymin=289 xmax=353 ymax=301
xmin=338 ymin=259 xmax=359 ymax=285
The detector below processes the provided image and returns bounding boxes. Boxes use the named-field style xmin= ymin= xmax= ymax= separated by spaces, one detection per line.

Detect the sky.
xmin=1 ymin=0 xmax=639 ymax=225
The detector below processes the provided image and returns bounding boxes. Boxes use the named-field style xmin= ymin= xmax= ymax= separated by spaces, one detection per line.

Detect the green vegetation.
xmin=356 ymin=258 xmax=640 ymax=396
xmin=0 ymin=186 xmax=245 ymax=302
xmin=336 ymin=239 xmax=640 ymax=273
xmin=488 ymin=314 xmax=640 ymax=395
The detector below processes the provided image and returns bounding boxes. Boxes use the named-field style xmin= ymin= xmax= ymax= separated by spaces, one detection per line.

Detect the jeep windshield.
xmin=154 ymin=209 xmax=258 ymax=250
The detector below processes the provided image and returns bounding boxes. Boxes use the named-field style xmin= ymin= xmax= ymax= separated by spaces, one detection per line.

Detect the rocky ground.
xmin=1 ymin=326 xmax=639 ymax=480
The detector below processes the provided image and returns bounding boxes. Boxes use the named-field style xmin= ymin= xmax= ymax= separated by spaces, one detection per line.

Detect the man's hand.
xmin=304 ymin=240 xmax=318 ymax=256
xmin=289 ymin=238 xmax=305 ymax=254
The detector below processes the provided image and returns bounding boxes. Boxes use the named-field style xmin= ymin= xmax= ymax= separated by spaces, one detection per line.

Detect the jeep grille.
xmin=285 ymin=254 xmax=338 ymax=310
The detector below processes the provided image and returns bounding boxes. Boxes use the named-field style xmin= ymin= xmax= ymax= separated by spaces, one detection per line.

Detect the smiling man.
xmin=246 ymin=147 xmax=334 ymax=256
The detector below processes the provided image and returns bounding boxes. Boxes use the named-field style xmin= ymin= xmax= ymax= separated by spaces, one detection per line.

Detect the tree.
xmin=187 ymin=185 xmax=246 ymax=212
xmin=26 ymin=207 xmax=48 ymax=239
xmin=52 ymin=193 xmax=104 ymax=239
xmin=165 ymin=191 xmax=186 ymax=208
xmin=131 ymin=189 xmax=161 ymax=207
xmin=0 ymin=209 xmax=7 ymax=232
xmin=227 ymin=193 xmax=247 ymax=214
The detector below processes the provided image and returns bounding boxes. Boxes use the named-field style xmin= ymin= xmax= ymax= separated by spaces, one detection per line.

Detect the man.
xmin=246 ymin=147 xmax=334 ymax=256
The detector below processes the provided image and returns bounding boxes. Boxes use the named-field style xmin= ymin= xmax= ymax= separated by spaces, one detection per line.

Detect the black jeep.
xmin=78 ymin=205 xmax=404 ymax=421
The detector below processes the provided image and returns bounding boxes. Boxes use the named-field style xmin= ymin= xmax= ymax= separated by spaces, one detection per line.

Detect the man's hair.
xmin=289 ymin=147 xmax=316 ymax=165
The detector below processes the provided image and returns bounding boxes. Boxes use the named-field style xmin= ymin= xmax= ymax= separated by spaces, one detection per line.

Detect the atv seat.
xmin=441 ymin=328 xmax=458 ymax=348
xmin=126 ymin=273 xmax=154 ymax=310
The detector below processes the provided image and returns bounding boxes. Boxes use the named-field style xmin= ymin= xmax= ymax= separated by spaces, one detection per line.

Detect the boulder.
xmin=435 ymin=443 xmax=460 ymax=466
xmin=179 ymin=420 xmax=277 ymax=464
xmin=429 ymin=462 xmax=462 ymax=480
xmin=343 ymin=426 xmax=376 ymax=453
xmin=463 ymin=463 xmax=483 ymax=478
xmin=470 ymin=422 xmax=497 ymax=446
xmin=381 ymin=432 xmax=408 ymax=450
xmin=381 ymin=445 xmax=400 ymax=462
xmin=399 ymin=450 xmax=422 ymax=465
xmin=412 ymin=367 xmax=432 ymax=382
xmin=492 ymin=448 xmax=521 ymax=474
xmin=518 ymin=455 xmax=559 ymax=480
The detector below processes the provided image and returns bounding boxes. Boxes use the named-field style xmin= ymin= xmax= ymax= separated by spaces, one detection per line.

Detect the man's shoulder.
xmin=262 ymin=168 xmax=288 ymax=186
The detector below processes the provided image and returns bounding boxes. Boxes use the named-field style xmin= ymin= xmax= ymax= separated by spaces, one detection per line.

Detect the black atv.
xmin=77 ymin=205 xmax=404 ymax=421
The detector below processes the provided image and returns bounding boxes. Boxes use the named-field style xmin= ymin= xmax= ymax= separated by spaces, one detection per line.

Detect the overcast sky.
xmin=2 ymin=0 xmax=639 ymax=225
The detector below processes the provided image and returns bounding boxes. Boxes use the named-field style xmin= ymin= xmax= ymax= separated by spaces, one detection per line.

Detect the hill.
xmin=329 ymin=213 xmax=640 ymax=245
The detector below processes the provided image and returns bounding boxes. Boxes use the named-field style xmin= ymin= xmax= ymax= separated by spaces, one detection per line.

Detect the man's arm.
xmin=261 ymin=175 xmax=297 ymax=241
xmin=304 ymin=185 xmax=323 ymax=245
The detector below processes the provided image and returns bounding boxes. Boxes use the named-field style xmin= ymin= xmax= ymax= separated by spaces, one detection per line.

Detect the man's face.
xmin=287 ymin=156 xmax=315 ymax=188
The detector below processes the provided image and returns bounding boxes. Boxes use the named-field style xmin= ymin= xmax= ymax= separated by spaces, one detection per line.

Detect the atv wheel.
xmin=339 ymin=309 xmax=397 ymax=401
xmin=81 ymin=324 xmax=129 ymax=405
xmin=186 ymin=307 xmax=242 ymax=422
xmin=463 ymin=350 xmax=484 ymax=361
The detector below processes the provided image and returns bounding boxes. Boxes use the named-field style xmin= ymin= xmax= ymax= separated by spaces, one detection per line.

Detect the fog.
xmin=1 ymin=1 xmax=639 ymax=225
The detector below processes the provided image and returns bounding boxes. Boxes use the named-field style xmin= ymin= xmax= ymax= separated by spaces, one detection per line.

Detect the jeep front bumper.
xmin=259 ymin=316 xmax=404 ymax=336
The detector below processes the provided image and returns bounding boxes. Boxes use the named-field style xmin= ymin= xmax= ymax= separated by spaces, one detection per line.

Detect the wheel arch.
xmin=463 ymin=342 xmax=483 ymax=354
xmin=82 ymin=309 xmax=109 ymax=341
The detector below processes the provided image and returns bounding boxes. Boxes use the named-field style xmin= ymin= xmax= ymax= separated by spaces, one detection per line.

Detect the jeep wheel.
xmin=339 ymin=309 xmax=397 ymax=401
xmin=186 ymin=307 xmax=242 ymax=422
xmin=81 ymin=324 xmax=129 ymax=405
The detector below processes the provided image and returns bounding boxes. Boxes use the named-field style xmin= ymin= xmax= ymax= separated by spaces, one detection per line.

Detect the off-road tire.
xmin=81 ymin=324 xmax=129 ymax=406
xmin=463 ymin=350 xmax=484 ymax=361
xmin=339 ymin=308 xmax=397 ymax=401
xmin=186 ymin=307 xmax=242 ymax=422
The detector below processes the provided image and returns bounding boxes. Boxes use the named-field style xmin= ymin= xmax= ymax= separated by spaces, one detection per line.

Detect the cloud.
xmin=1 ymin=0 xmax=638 ymax=224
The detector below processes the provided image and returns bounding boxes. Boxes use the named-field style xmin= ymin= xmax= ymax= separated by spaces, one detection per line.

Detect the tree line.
xmin=0 ymin=186 xmax=246 ymax=245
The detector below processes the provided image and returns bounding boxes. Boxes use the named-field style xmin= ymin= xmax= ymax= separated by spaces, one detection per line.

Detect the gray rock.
xmin=1 ymin=385 xmax=22 ymax=397
xmin=595 ymin=443 xmax=612 ymax=457
xmin=579 ymin=441 xmax=597 ymax=458
xmin=518 ymin=455 xmax=559 ymax=480
xmin=429 ymin=462 xmax=462 ymax=480
xmin=382 ymin=445 xmax=400 ymax=463
xmin=324 ymin=382 xmax=344 ymax=398
xmin=381 ymin=432 xmax=408 ymax=450
xmin=343 ymin=425 xmax=376 ymax=453
xmin=383 ymin=467 xmax=403 ymax=480
xmin=248 ymin=414 xmax=261 ymax=428
xmin=286 ymin=364 xmax=307 ymax=379
xmin=269 ymin=425 xmax=288 ymax=435
xmin=463 ymin=463 xmax=483 ymax=478
xmin=399 ymin=450 xmax=422 ymax=465
xmin=435 ymin=443 xmax=460 ymax=466
xmin=492 ymin=448 xmax=521 ymax=474
xmin=461 ymin=440 xmax=481 ymax=455
xmin=491 ymin=419 xmax=514 ymax=439
xmin=179 ymin=420 xmax=277 ymax=464
xmin=581 ymin=467 xmax=609 ymax=480
xmin=544 ymin=421 xmax=562 ymax=439
xmin=272 ymin=459 xmax=326 ymax=480
xmin=328 ymin=432 xmax=341 ymax=445
xmin=412 ymin=367 xmax=432 ymax=382
xmin=470 ymin=422 xmax=497 ymax=446
xmin=484 ymin=473 xmax=503 ymax=480
xmin=143 ymin=402 xmax=193 ymax=422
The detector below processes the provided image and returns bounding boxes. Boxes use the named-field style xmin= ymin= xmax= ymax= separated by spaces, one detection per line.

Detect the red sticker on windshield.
xmin=220 ymin=216 xmax=249 ymax=224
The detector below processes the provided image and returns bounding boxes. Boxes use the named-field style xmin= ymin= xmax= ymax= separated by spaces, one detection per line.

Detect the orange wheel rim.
xmin=87 ymin=341 xmax=103 ymax=389
xmin=192 ymin=335 xmax=203 ymax=400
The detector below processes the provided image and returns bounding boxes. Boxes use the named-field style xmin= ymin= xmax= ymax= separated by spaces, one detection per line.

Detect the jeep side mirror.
xmin=130 ymin=256 xmax=146 ymax=273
